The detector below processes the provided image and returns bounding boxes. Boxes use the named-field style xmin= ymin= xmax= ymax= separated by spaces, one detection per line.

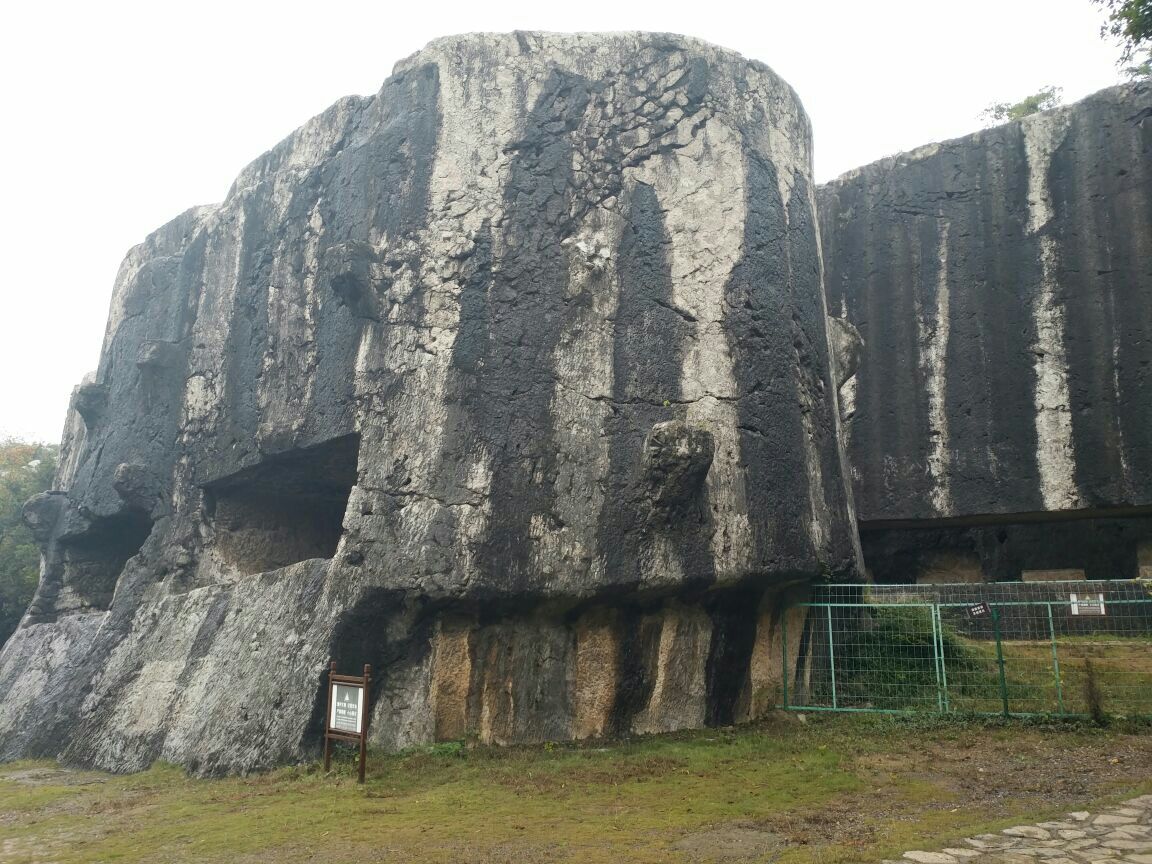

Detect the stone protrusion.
xmin=112 ymin=463 xmax=161 ymax=514
xmin=324 ymin=241 xmax=383 ymax=321
xmin=643 ymin=420 xmax=715 ymax=510
xmin=826 ymin=315 xmax=863 ymax=389
xmin=21 ymin=492 xmax=65 ymax=547
xmin=71 ymin=381 xmax=108 ymax=429
xmin=135 ymin=340 xmax=180 ymax=371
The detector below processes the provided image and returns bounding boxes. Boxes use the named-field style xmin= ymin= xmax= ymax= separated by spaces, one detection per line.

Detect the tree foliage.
xmin=1122 ymin=47 xmax=1152 ymax=79
xmin=1095 ymin=0 xmax=1152 ymax=62
xmin=979 ymin=86 xmax=1064 ymax=125
xmin=0 ymin=439 xmax=57 ymax=646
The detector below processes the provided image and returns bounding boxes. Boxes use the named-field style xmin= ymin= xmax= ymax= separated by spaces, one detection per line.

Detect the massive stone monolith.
xmin=819 ymin=82 xmax=1152 ymax=583
xmin=0 ymin=32 xmax=860 ymax=773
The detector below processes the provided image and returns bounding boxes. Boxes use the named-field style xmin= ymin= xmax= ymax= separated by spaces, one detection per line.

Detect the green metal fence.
xmin=782 ymin=581 xmax=1152 ymax=718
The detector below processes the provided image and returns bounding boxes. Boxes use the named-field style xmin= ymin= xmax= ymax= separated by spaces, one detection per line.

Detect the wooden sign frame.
xmin=323 ymin=661 xmax=372 ymax=783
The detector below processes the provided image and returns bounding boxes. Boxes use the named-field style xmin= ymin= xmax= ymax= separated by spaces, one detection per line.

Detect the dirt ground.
xmin=2 ymin=714 xmax=1151 ymax=864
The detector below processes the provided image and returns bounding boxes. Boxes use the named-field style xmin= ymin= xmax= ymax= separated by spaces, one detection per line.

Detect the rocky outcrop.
xmin=820 ymin=82 xmax=1152 ymax=523
xmin=0 ymin=32 xmax=859 ymax=773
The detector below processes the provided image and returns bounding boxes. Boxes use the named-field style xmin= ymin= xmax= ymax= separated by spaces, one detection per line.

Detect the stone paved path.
xmin=885 ymin=794 xmax=1152 ymax=864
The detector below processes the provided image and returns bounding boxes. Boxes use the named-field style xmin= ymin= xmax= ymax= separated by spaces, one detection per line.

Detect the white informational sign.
xmin=1069 ymin=592 xmax=1106 ymax=616
xmin=330 ymin=683 xmax=364 ymax=734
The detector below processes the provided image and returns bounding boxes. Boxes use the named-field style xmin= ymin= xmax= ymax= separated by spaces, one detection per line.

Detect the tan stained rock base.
xmin=883 ymin=796 xmax=1152 ymax=864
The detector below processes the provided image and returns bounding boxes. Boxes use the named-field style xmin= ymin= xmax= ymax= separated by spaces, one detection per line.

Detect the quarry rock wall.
xmin=8 ymin=37 xmax=1149 ymax=773
xmin=820 ymin=82 xmax=1152 ymax=525
xmin=0 ymin=32 xmax=858 ymax=773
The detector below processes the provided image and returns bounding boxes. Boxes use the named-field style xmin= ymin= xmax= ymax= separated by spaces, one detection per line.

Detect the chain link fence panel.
xmin=783 ymin=580 xmax=1152 ymax=719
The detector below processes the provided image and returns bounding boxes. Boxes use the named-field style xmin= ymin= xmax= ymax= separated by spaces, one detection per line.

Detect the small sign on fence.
xmin=1070 ymin=592 xmax=1106 ymax=616
xmin=967 ymin=601 xmax=992 ymax=618
xmin=324 ymin=661 xmax=372 ymax=783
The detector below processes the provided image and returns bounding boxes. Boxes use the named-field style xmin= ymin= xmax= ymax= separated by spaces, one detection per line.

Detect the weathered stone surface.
xmin=1105 ymin=830 xmax=1146 ymax=843
xmin=0 ymin=32 xmax=859 ymax=773
xmin=1101 ymin=841 xmax=1152 ymax=852
xmin=966 ymin=835 xmax=1022 ymax=850
xmin=921 ymin=802 xmax=1152 ymax=864
xmin=1096 ymin=815 xmax=1140 ymax=826
xmin=820 ymin=82 xmax=1152 ymax=524
xmin=903 ymin=851 xmax=959 ymax=864
xmin=1064 ymin=840 xmax=1102 ymax=851
xmin=1005 ymin=827 xmax=1054 ymax=841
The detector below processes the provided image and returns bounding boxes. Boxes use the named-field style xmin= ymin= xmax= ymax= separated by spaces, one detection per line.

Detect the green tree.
xmin=0 ymin=440 xmax=58 ymax=646
xmin=979 ymin=86 xmax=1064 ymax=125
xmin=1095 ymin=0 xmax=1152 ymax=62
xmin=1121 ymin=47 xmax=1152 ymax=79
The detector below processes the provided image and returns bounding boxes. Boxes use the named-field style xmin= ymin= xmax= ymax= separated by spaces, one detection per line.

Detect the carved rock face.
xmin=0 ymin=32 xmax=859 ymax=773
xmin=820 ymin=83 xmax=1152 ymax=523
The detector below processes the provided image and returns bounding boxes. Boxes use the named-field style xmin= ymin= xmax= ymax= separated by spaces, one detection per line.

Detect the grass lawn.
xmin=2 ymin=714 xmax=1152 ymax=863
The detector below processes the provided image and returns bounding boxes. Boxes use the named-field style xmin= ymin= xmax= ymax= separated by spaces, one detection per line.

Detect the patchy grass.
xmin=1013 ymin=636 xmax=1152 ymax=716
xmin=942 ymin=635 xmax=1152 ymax=716
xmin=2 ymin=714 xmax=1152 ymax=863
xmin=803 ymin=605 xmax=1152 ymax=718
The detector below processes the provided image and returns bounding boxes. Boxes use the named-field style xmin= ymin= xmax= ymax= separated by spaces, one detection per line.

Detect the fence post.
xmin=1046 ymin=602 xmax=1065 ymax=715
xmin=781 ymin=605 xmax=790 ymax=709
xmin=826 ymin=604 xmax=838 ymax=710
xmin=992 ymin=606 xmax=1010 ymax=717
xmin=929 ymin=604 xmax=943 ymax=712
xmin=932 ymin=604 xmax=950 ymax=713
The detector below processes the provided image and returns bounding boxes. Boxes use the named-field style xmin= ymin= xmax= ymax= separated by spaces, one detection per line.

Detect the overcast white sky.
xmin=0 ymin=0 xmax=1128 ymax=443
